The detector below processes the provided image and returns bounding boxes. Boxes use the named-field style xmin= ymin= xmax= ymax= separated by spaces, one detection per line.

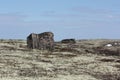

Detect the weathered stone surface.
xmin=27 ymin=32 xmax=54 ymax=50
xmin=61 ymin=39 xmax=76 ymax=44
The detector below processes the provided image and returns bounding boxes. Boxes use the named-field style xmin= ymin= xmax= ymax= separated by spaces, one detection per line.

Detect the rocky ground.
xmin=0 ymin=39 xmax=120 ymax=80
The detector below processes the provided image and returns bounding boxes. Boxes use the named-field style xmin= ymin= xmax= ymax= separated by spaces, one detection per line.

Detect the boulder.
xmin=27 ymin=32 xmax=54 ymax=50
xmin=61 ymin=39 xmax=76 ymax=44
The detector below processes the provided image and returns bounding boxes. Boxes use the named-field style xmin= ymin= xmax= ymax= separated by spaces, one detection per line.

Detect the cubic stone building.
xmin=27 ymin=32 xmax=54 ymax=50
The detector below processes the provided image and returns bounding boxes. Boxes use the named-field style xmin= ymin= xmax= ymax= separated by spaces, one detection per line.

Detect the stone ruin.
xmin=27 ymin=32 xmax=54 ymax=50
xmin=61 ymin=39 xmax=76 ymax=44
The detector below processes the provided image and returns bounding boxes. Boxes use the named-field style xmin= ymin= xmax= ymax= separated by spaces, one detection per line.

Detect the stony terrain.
xmin=0 ymin=39 xmax=120 ymax=80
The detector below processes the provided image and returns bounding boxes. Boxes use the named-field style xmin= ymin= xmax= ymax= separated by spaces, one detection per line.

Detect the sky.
xmin=0 ymin=0 xmax=120 ymax=41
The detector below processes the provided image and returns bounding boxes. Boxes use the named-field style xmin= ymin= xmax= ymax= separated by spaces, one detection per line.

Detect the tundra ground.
xmin=0 ymin=39 xmax=120 ymax=80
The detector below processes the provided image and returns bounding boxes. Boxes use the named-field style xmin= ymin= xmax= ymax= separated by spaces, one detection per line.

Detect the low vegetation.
xmin=0 ymin=39 xmax=120 ymax=80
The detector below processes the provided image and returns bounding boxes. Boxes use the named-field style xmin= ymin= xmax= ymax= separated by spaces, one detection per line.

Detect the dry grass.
xmin=0 ymin=39 xmax=120 ymax=80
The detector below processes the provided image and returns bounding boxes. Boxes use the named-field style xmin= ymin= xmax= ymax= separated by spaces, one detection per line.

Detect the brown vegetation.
xmin=0 ymin=39 xmax=120 ymax=80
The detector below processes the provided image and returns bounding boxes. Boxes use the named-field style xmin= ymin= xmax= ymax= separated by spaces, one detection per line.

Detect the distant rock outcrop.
xmin=61 ymin=39 xmax=76 ymax=44
xmin=27 ymin=32 xmax=54 ymax=50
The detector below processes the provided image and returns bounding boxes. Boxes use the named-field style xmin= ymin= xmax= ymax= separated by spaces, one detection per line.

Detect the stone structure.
xmin=27 ymin=32 xmax=54 ymax=50
xmin=61 ymin=39 xmax=76 ymax=44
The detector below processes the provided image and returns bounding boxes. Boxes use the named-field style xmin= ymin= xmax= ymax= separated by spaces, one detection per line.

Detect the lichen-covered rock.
xmin=27 ymin=32 xmax=54 ymax=50
xmin=61 ymin=39 xmax=76 ymax=44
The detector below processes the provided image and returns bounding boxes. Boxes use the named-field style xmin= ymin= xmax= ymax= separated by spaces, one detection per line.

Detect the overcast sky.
xmin=0 ymin=0 xmax=120 ymax=41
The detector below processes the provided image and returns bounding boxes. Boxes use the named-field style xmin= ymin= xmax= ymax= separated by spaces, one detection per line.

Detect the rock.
xmin=27 ymin=32 xmax=54 ymax=50
xmin=61 ymin=39 xmax=76 ymax=44
xmin=105 ymin=44 xmax=112 ymax=47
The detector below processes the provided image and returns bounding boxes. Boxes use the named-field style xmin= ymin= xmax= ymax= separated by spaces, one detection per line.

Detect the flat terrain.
xmin=0 ymin=39 xmax=120 ymax=80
